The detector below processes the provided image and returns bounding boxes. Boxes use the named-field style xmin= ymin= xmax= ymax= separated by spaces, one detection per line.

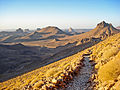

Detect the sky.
xmin=0 ymin=0 xmax=120 ymax=30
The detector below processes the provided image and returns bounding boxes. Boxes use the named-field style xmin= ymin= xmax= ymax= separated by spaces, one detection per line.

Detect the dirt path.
xmin=65 ymin=56 xmax=93 ymax=90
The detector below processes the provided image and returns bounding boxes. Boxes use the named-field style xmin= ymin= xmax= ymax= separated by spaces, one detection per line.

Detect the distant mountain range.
xmin=18 ymin=26 xmax=71 ymax=41
xmin=0 ymin=26 xmax=73 ymax=43
xmin=0 ymin=21 xmax=119 ymax=43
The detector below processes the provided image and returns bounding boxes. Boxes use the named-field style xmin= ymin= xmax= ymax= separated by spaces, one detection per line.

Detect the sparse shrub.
xmin=33 ymin=80 xmax=44 ymax=88
xmin=64 ymin=63 xmax=71 ymax=70
xmin=53 ymin=71 xmax=63 ymax=78
xmin=30 ymin=78 xmax=39 ymax=85
xmin=101 ymin=46 xmax=119 ymax=60
xmin=45 ymin=67 xmax=61 ymax=78
xmin=98 ymin=51 xmax=120 ymax=82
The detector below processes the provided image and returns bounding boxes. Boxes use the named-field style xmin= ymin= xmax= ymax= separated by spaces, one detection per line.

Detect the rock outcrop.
xmin=16 ymin=28 xmax=24 ymax=33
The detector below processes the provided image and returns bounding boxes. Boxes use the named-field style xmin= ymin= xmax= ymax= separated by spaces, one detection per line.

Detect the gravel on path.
xmin=65 ymin=56 xmax=93 ymax=90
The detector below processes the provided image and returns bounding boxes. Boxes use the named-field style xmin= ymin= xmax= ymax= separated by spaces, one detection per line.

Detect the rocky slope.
xmin=87 ymin=33 xmax=120 ymax=90
xmin=0 ymin=21 xmax=120 ymax=89
xmin=0 ymin=32 xmax=112 ymax=89
xmin=0 ymin=43 xmax=45 ymax=82
xmin=65 ymin=32 xmax=120 ymax=90
xmin=0 ymin=36 xmax=97 ymax=82
xmin=0 ymin=30 xmax=119 ymax=90
xmin=0 ymin=49 xmax=86 ymax=90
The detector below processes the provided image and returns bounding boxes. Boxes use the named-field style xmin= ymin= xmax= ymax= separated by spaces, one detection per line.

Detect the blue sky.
xmin=0 ymin=0 xmax=120 ymax=30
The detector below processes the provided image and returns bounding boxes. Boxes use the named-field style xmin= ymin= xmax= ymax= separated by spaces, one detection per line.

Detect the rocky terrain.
xmin=89 ymin=33 xmax=120 ymax=90
xmin=0 ymin=37 xmax=98 ymax=82
xmin=0 ymin=21 xmax=120 ymax=90
xmin=66 ymin=56 xmax=93 ymax=90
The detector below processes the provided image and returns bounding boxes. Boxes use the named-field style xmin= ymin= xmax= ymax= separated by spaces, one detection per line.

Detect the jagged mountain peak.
xmin=68 ymin=27 xmax=75 ymax=32
xmin=97 ymin=21 xmax=109 ymax=28
xmin=91 ymin=21 xmax=120 ymax=38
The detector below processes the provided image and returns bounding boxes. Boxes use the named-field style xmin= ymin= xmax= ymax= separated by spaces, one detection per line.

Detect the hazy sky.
xmin=0 ymin=0 xmax=120 ymax=30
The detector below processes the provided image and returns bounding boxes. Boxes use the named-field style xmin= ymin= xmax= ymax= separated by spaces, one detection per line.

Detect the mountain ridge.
xmin=0 ymin=21 xmax=119 ymax=44
xmin=63 ymin=21 xmax=120 ymax=42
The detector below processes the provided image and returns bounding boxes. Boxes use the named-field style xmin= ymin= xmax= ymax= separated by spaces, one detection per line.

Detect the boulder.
xmin=45 ymin=83 xmax=56 ymax=89
xmin=73 ymin=65 xmax=81 ymax=74
xmin=41 ymin=85 xmax=48 ymax=90
xmin=91 ymin=74 xmax=96 ymax=80
xmin=60 ymin=73 xmax=66 ymax=77
xmin=52 ymin=78 xmax=58 ymax=84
